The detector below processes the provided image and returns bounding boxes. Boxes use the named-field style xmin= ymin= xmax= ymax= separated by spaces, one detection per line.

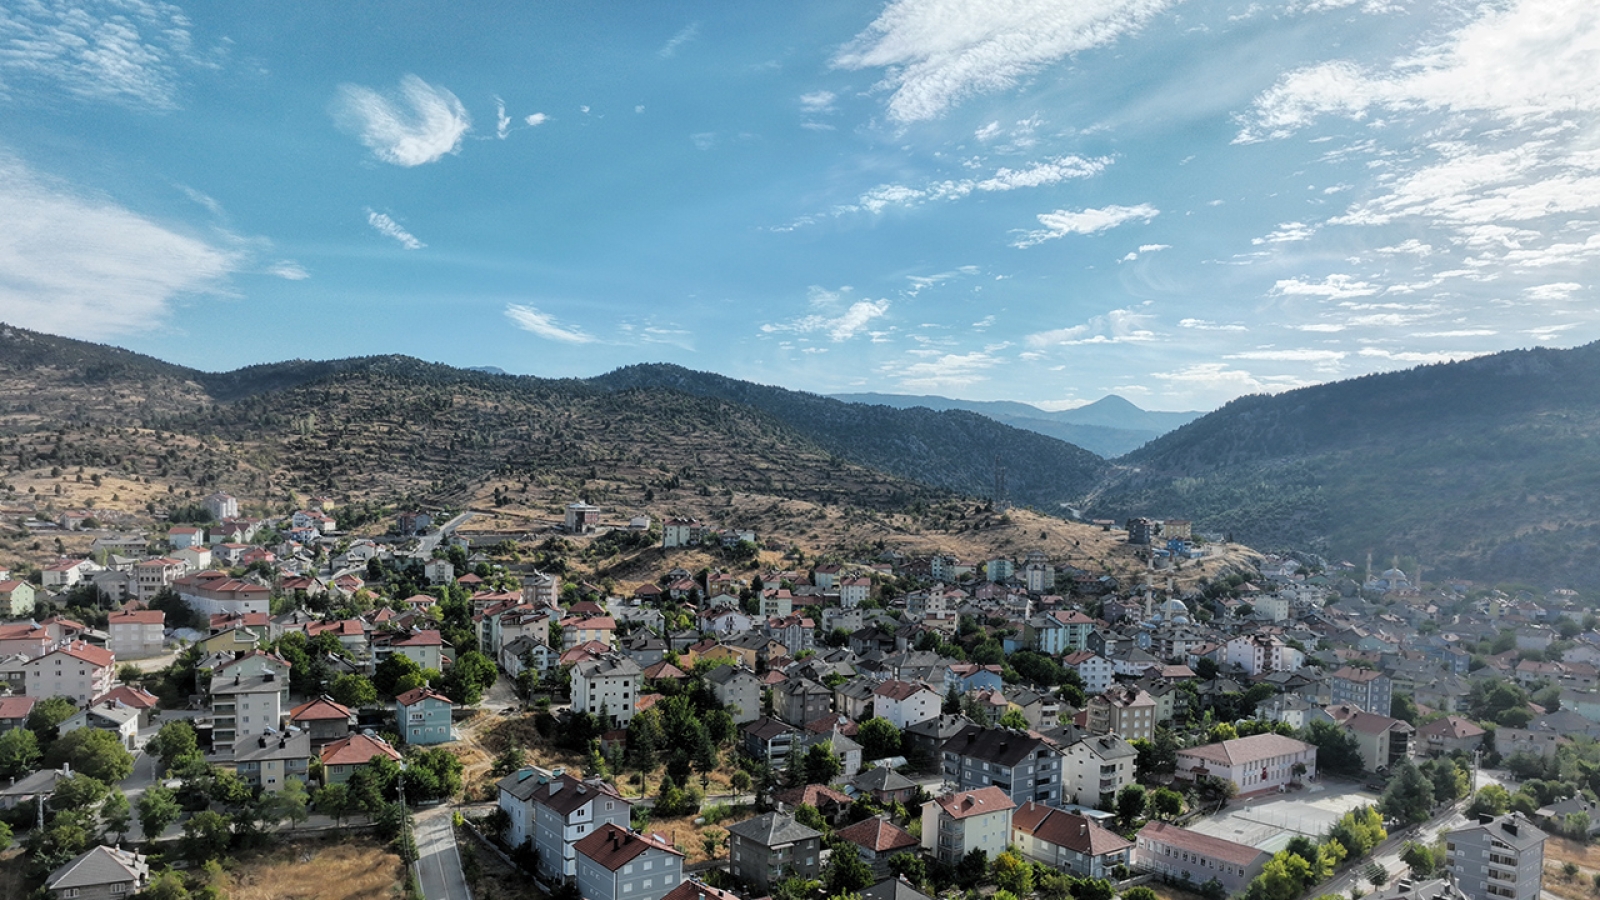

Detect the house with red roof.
xmin=319 ymin=732 xmax=402 ymax=784
xmin=395 ymin=686 xmax=454 ymax=745
xmin=835 ymin=817 xmax=919 ymax=878
xmin=24 ymin=641 xmax=115 ymax=703
xmin=574 ymin=823 xmax=685 ymax=900
xmin=1011 ymin=801 xmax=1132 ymax=877
xmin=921 ymin=786 xmax=1016 ymax=866
xmin=289 ymin=695 xmax=356 ymax=747
xmin=107 ymin=609 xmax=165 ymax=659
xmin=0 ymin=579 xmax=37 ymax=616
xmin=1133 ymin=821 xmax=1270 ymax=894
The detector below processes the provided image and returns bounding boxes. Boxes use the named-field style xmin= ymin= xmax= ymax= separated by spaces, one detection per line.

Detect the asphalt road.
xmin=415 ymin=806 xmax=471 ymax=900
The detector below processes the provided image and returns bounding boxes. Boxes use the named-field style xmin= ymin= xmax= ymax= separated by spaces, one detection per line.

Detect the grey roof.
xmin=77 ymin=703 xmax=141 ymax=727
xmin=0 ymin=767 xmax=69 ymax=798
xmin=46 ymin=846 xmax=148 ymax=890
xmin=211 ymin=673 xmax=288 ymax=695
xmin=726 ymin=811 xmax=822 ymax=846
xmin=1447 ymin=813 xmax=1547 ymax=851
xmin=851 ymin=767 xmax=918 ymax=793
xmin=574 ymin=654 xmax=642 ymax=679
xmin=706 ymin=664 xmax=758 ymax=686
xmin=862 ymin=877 xmax=936 ymax=900
xmin=944 ymin=724 xmax=1047 ymax=767
xmin=232 ymin=730 xmax=312 ymax=763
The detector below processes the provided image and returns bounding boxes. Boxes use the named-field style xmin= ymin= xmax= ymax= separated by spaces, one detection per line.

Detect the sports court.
xmin=1183 ymin=781 xmax=1383 ymax=855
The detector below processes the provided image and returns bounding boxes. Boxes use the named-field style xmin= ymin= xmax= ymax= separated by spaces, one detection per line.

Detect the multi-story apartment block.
xmin=776 ymin=677 xmax=832 ymax=727
xmin=942 ymin=724 xmax=1062 ymax=806
xmin=871 ymin=679 xmax=941 ymax=730
xmin=1059 ymin=732 xmax=1138 ymax=808
xmin=1086 ymin=685 xmax=1156 ymax=742
xmin=572 ymin=654 xmax=642 ymax=728
xmin=706 ymin=665 xmax=762 ymax=724
xmin=727 ymin=812 xmax=823 ymax=893
xmin=395 ymin=686 xmax=454 ymax=745
xmin=498 ymin=768 xmax=630 ymax=880
xmin=1446 ymin=813 xmax=1546 ymax=900
xmin=575 ymin=824 xmax=684 ymax=900
xmin=0 ymin=579 xmax=38 ymax=616
xmin=107 ymin=609 xmax=165 ymax=659
xmin=922 ymin=786 xmax=1016 ymax=866
xmin=1063 ymin=651 xmax=1115 ymax=695
xmin=232 ymin=730 xmax=311 ymax=790
xmin=133 ymin=558 xmax=187 ymax=602
xmin=24 ymin=641 xmax=115 ymax=704
xmin=1329 ymin=667 xmax=1394 ymax=718
xmin=203 ymin=492 xmax=239 ymax=520
xmin=1224 ymin=633 xmax=1303 ymax=676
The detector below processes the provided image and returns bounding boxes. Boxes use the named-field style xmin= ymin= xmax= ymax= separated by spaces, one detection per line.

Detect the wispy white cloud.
xmin=1524 ymin=282 xmax=1582 ymax=302
xmin=1242 ymin=0 xmax=1600 ymax=142
xmin=1179 ymin=318 xmax=1247 ymax=331
xmin=505 ymin=304 xmax=595 ymax=344
xmin=1270 ymin=274 xmax=1378 ymax=300
xmin=762 ymin=292 xmax=891 ymax=342
xmin=881 ymin=350 xmax=1001 ymax=389
xmin=841 ymin=156 xmax=1109 ymax=216
xmin=495 ymin=96 xmax=511 ymax=139
xmin=332 ymin=75 xmax=471 ymax=167
xmin=525 ymin=112 xmax=549 ymax=127
xmin=0 ymin=0 xmax=218 ymax=109
xmin=0 ymin=155 xmax=240 ymax=338
xmin=1121 ymin=243 xmax=1170 ymax=262
xmin=1013 ymin=204 xmax=1158 ymax=248
xmin=1253 ymin=222 xmax=1318 ymax=245
xmin=1025 ymin=308 xmax=1157 ymax=348
xmin=799 ymin=91 xmax=836 ymax=114
xmin=1152 ymin=363 xmax=1312 ymax=395
xmin=1357 ymin=347 xmax=1486 ymax=364
xmin=659 ymin=23 xmax=700 ymax=59
xmin=1226 ymin=348 xmax=1347 ymax=363
xmin=833 ymin=0 xmax=1173 ymax=123
xmin=268 ymin=261 xmax=309 ymax=281
xmin=365 ymin=210 xmax=425 ymax=250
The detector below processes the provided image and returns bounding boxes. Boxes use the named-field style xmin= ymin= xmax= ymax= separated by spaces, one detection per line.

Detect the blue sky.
xmin=2 ymin=0 xmax=1598 ymax=412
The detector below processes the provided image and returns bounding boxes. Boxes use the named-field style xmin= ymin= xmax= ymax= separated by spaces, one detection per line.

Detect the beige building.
xmin=922 ymin=786 xmax=1015 ymax=866
xmin=25 ymin=641 xmax=115 ymax=704
xmin=1086 ymin=685 xmax=1156 ymax=742
xmin=1174 ymin=733 xmax=1317 ymax=796
xmin=233 ymin=730 xmax=312 ymax=790
xmin=107 ymin=609 xmax=165 ymax=659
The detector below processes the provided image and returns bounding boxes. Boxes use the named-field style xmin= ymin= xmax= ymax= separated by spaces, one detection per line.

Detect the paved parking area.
xmin=1185 ymin=781 xmax=1382 ymax=854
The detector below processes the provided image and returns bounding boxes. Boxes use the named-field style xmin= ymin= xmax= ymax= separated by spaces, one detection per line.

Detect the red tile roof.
xmin=835 ymin=817 xmax=918 ymax=854
xmin=109 ymin=610 xmax=165 ymax=625
xmin=1137 ymin=821 xmax=1268 ymax=868
xmin=933 ymin=786 xmax=1015 ymax=820
xmin=395 ymin=687 xmax=452 ymax=707
xmin=574 ymin=823 xmax=682 ymax=871
xmin=290 ymin=696 xmax=353 ymax=721
xmin=1012 ymin=801 xmax=1132 ymax=856
xmin=320 ymin=733 xmax=402 ymax=766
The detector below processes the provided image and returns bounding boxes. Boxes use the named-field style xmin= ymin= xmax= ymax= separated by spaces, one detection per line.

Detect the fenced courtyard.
xmin=1183 ymin=781 xmax=1383 ymax=855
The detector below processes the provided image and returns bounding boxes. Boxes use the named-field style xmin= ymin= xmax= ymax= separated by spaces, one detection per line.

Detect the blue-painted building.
xmin=395 ymin=686 xmax=454 ymax=745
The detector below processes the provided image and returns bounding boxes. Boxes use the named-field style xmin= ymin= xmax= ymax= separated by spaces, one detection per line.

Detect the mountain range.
xmin=827 ymin=392 xmax=1203 ymax=458
xmin=0 ymin=323 xmax=1595 ymax=588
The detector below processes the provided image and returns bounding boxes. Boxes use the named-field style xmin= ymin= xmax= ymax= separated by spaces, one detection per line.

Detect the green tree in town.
xmin=149 ymin=720 xmax=198 ymax=771
xmin=992 ymin=849 xmax=1035 ymax=896
xmin=138 ymin=786 xmax=182 ymax=842
xmin=0 ymin=726 xmax=41 ymax=779
xmin=826 ymin=844 xmax=875 ymax=896
xmin=44 ymin=728 xmax=134 ymax=783
xmin=1148 ymin=787 xmax=1185 ymax=821
xmin=1117 ymin=783 xmax=1147 ymax=827
xmin=857 ymin=717 xmax=903 ymax=761
xmin=330 ymin=673 xmax=379 ymax=708
xmin=1381 ymin=761 xmax=1436 ymax=827
xmin=26 ymin=696 xmax=77 ymax=744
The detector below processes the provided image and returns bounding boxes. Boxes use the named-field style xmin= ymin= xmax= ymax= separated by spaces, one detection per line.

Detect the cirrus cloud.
xmin=1013 ymin=204 xmax=1158 ymax=248
xmin=332 ymin=75 xmax=472 ymax=167
xmin=833 ymin=0 xmax=1173 ymax=123
xmin=504 ymin=304 xmax=595 ymax=344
